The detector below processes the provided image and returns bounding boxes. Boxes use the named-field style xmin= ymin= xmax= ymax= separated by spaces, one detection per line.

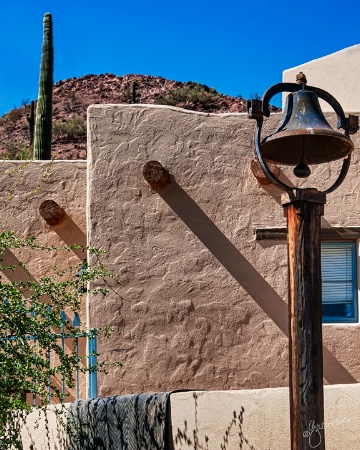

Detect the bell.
xmin=261 ymin=90 xmax=354 ymax=166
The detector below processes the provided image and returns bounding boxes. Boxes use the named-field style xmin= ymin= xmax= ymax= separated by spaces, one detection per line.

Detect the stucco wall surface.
xmin=18 ymin=384 xmax=360 ymax=449
xmin=170 ymin=384 xmax=360 ymax=450
xmin=283 ymin=44 xmax=360 ymax=112
xmin=19 ymin=404 xmax=69 ymax=450
xmin=0 ymin=160 xmax=87 ymax=267
xmin=0 ymin=160 xmax=88 ymax=400
xmin=87 ymin=104 xmax=360 ymax=396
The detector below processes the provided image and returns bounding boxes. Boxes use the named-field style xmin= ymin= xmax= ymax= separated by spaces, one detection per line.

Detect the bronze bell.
xmin=261 ymin=90 xmax=354 ymax=173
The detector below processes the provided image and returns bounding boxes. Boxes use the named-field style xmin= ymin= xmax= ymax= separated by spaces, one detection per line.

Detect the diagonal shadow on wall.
xmin=0 ymin=247 xmax=87 ymax=401
xmin=259 ymin=173 xmax=334 ymax=228
xmin=158 ymin=180 xmax=356 ymax=384
xmin=1 ymin=247 xmax=34 ymax=287
xmin=47 ymin=215 xmax=87 ymax=260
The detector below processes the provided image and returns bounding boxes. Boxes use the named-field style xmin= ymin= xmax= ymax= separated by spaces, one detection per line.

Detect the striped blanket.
xmin=66 ymin=393 xmax=171 ymax=450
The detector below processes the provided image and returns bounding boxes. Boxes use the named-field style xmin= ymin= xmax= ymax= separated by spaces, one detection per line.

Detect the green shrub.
xmin=0 ymin=232 xmax=120 ymax=449
xmin=64 ymin=92 xmax=79 ymax=112
xmin=154 ymin=83 xmax=219 ymax=110
xmin=20 ymin=97 xmax=31 ymax=107
xmin=0 ymin=139 xmax=31 ymax=160
xmin=53 ymin=116 xmax=86 ymax=139
xmin=1 ymin=108 xmax=23 ymax=124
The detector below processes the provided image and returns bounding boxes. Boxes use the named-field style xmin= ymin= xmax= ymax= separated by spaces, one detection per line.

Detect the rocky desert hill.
xmin=0 ymin=73 xmax=279 ymax=159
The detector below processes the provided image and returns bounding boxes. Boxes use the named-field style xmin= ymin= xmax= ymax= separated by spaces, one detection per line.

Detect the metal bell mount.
xmin=247 ymin=75 xmax=358 ymax=193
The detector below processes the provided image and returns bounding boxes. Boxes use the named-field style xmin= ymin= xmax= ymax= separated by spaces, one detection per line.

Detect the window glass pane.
xmin=322 ymin=303 xmax=355 ymax=319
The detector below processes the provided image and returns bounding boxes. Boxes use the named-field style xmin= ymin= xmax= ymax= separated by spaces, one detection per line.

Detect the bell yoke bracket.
xmin=247 ymin=79 xmax=358 ymax=194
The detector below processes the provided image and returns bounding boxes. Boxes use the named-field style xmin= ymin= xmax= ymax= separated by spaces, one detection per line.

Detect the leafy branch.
xmin=0 ymin=232 xmax=121 ymax=449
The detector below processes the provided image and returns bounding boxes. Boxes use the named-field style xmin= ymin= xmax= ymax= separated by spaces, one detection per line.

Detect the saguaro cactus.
xmin=34 ymin=13 xmax=53 ymax=160
xmin=26 ymin=100 xmax=35 ymax=146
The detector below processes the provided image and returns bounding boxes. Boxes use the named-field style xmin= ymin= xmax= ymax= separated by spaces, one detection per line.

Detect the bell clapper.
xmin=293 ymin=136 xmax=311 ymax=178
xmin=293 ymin=159 xmax=311 ymax=178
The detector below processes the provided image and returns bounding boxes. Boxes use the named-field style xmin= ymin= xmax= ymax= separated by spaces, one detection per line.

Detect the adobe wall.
xmin=170 ymin=383 xmax=360 ymax=450
xmin=283 ymin=44 xmax=360 ymax=112
xmin=18 ymin=383 xmax=360 ymax=449
xmin=19 ymin=404 xmax=69 ymax=450
xmin=0 ymin=160 xmax=88 ymax=400
xmin=87 ymin=104 xmax=360 ymax=396
xmin=0 ymin=160 xmax=87 ymax=270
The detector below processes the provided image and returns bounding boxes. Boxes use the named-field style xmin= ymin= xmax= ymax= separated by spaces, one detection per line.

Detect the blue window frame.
xmin=321 ymin=241 xmax=358 ymax=323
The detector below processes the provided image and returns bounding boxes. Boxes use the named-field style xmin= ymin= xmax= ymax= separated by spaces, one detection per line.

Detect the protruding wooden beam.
xmin=251 ymin=157 xmax=280 ymax=185
xmin=256 ymin=226 xmax=360 ymax=241
xmin=39 ymin=200 xmax=66 ymax=225
xmin=142 ymin=160 xmax=171 ymax=190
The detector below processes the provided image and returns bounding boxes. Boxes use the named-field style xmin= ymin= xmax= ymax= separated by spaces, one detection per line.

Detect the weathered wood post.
xmin=248 ymin=73 xmax=357 ymax=450
xmin=282 ymin=188 xmax=326 ymax=450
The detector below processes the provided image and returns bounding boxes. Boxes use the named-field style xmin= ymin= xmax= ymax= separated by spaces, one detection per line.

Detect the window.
xmin=321 ymin=241 xmax=358 ymax=323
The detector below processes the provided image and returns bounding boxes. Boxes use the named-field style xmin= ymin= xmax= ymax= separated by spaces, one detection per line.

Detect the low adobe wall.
xmin=87 ymin=104 xmax=360 ymax=396
xmin=170 ymin=383 xmax=360 ymax=450
xmin=19 ymin=404 xmax=69 ymax=450
xmin=18 ymin=384 xmax=360 ymax=449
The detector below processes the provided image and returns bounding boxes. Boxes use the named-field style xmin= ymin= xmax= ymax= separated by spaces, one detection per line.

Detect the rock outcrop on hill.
xmin=0 ymin=74 xmax=279 ymax=159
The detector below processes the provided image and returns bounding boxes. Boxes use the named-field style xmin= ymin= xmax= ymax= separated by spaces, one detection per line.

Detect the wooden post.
xmin=282 ymin=188 xmax=326 ymax=450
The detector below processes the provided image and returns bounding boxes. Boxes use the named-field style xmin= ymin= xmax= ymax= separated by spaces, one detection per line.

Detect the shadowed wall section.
xmin=158 ymin=181 xmax=355 ymax=384
xmin=87 ymin=105 xmax=360 ymax=396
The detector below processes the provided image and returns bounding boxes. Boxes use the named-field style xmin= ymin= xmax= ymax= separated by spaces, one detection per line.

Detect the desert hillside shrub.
xmin=53 ymin=116 xmax=86 ymax=140
xmin=64 ymin=92 xmax=80 ymax=113
xmin=0 ymin=139 xmax=31 ymax=160
xmin=155 ymin=82 xmax=219 ymax=110
xmin=0 ymin=109 xmax=23 ymax=124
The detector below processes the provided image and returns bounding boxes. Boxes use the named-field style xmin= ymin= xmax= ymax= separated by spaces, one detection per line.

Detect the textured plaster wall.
xmin=19 ymin=404 xmax=69 ymax=450
xmin=87 ymin=105 xmax=360 ymax=396
xmin=17 ymin=384 xmax=360 ymax=449
xmin=0 ymin=160 xmax=88 ymax=400
xmin=0 ymin=160 xmax=87 ymax=268
xmin=283 ymin=44 xmax=360 ymax=112
xmin=170 ymin=384 xmax=360 ymax=450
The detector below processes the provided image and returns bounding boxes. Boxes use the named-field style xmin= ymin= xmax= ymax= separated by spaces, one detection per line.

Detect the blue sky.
xmin=0 ymin=0 xmax=359 ymax=115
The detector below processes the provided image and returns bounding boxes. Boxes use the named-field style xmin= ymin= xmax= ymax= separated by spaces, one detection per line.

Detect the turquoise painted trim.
xmin=88 ymin=333 xmax=97 ymax=398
